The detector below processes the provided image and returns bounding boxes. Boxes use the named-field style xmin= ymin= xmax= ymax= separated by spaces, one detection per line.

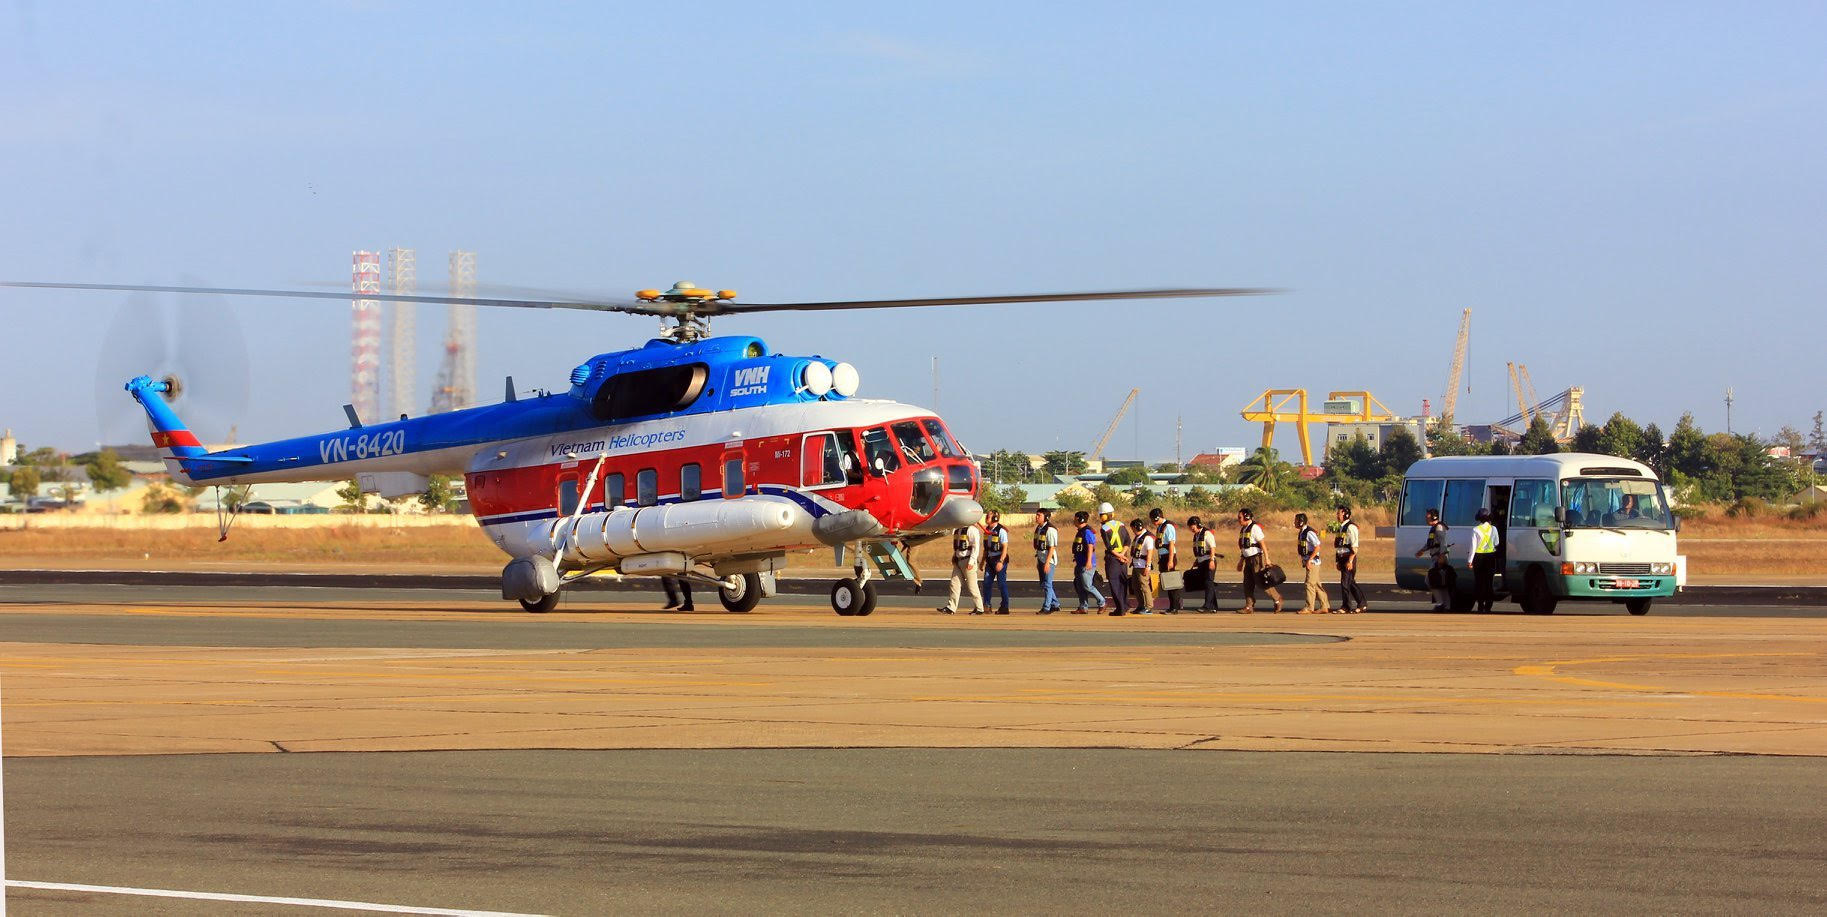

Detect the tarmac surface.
xmin=3 ymin=577 xmax=1824 ymax=913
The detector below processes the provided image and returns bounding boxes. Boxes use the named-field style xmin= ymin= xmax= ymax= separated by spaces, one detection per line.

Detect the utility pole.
xmin=1175 ymin=415 xmax=1183 ymax=468
xmin=1725 ymin=386 xmax=1735 ymax=434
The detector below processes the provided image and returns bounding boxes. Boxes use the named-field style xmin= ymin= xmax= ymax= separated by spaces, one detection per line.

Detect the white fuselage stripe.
xmin=3 ymin=880 xmax=548 ymax=916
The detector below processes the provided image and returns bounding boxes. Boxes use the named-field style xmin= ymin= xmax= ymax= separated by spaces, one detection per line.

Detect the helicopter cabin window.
xmin=604 ymin=473 xmax=625 ymax=509
xmin=892 ymin=421 xmax=937 ymax=465
xmin=636 ymin=468 xmax=658 ymax=507
xmin=860 ymin=427 xmax=901 ymax=475
xmin=922 ymin=419 xmax=962 ymax=458
xmin=723 ymin=456 xmax=745 ymax=497
xmin=557 ymin=476 xmax=581 ymax=515
xmin=801 ymin=433 xmax=847 ymax=489
xmin=591 ymin=363 xmax=710 ymax=421
xmin=680 ymin=463 xmax=702 ymax=501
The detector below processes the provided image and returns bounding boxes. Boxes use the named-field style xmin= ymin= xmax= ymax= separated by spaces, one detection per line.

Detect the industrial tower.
xmin=350 ymin=251 xmax=383 ymax=424
xmin=430 ymin=250 xmax=478 ymax=413
xmin=385 ymin=247 xmax=416 ymax=420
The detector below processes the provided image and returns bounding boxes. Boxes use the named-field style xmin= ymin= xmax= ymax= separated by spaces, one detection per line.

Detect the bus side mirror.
xmin=1552 ymin=506 xmax=1564 ymax=525
xmin=1673 ymin=514 xmax=1682 ymax=532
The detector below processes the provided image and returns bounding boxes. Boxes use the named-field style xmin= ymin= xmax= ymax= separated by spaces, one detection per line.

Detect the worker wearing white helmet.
xmin=1097 ymin=501 xmax=1131 ymax=615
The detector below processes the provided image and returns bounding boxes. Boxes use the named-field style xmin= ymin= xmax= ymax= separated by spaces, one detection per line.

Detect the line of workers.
xmin=937 ymin=503 xmax=1371 ymax=616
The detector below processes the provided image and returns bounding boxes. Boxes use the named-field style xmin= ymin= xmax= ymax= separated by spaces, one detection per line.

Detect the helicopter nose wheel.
xmin=831 ymin=577 xmax=878 ymax=616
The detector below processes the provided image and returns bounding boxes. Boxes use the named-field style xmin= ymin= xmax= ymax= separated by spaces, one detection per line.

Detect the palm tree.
xmin=1236 ymin=447 xmax=1290 ymax=494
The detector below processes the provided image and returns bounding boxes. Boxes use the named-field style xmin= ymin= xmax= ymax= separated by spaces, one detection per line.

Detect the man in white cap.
xmin=1097 ymin=501 xmax=1130 ymax=615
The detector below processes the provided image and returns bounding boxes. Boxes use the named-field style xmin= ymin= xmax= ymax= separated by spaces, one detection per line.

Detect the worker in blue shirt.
xmin=980 ymin=511 xmax=1012 ymax=615
xmin=1071 ymin=510 xmax=1104 ymax=613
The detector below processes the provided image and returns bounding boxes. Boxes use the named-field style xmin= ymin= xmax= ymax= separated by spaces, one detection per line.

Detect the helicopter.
xmin=1 ymin=278 xmax=1265 ymax=614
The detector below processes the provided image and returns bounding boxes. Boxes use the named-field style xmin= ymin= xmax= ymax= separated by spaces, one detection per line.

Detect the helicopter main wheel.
xmin=831 ymin=578 xmax=880 ymax=617
xmin=520 ymin=593 xmax=560 ymax=614
xmin=719 ymin=572 xmax=763 ymax=613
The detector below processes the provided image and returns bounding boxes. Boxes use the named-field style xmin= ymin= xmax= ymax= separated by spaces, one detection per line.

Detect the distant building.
xmin=1325 ymin=420 xmax=1428 ymax=454
xmin=1 ymin=428 xmax=15 ymax=465
xmin=1188 ymin=447 xmax=1247 ymax=469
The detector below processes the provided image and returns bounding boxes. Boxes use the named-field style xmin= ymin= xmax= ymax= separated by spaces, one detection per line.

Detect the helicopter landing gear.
xmin=830 ymin=578 xmax=878 ymax=616
xmin=719 ymin=572 xmax=763 ymax=613
xmin=519 ymin=593 xmax=560 ymax=613
xmin=503 ymin=555 xmax=561 ymax=614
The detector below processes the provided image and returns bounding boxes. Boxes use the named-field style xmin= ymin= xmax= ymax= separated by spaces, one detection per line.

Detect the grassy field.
xmin=1 ymin=504 xmax=1819 ymax=582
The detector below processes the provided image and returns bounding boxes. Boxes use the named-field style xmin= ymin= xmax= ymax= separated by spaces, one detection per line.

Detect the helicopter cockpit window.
xmin=801 ymin=433 xmax=847 ymax=488
xmin=591 ymin=363 xmax=709 ymax=421
xmin=922 ymin=419 xmax=962 ymax=458
xmin=860 ymin=427 xmax=901 ymax=475
xmin=892 ymin=421 xmax=936 ymax=465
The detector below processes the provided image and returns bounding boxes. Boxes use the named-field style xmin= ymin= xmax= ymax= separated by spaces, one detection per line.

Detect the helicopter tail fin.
xmin=126 ymin=374 xmax=206 ymax=482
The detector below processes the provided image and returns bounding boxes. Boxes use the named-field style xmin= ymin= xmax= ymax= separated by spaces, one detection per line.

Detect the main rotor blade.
xmin=0 ymin=281 xmax=656 ymax=315
xmin=711 ymin=287 xmax=1278 ymax=314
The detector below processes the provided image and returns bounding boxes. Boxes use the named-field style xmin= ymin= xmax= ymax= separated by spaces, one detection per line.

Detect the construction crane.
xmin=1489 ymin=384 xmax=1585 ymax=443
xmin=1507 ymin=362 xmax=1532 ymax=428
xmin=1518 ymin=365 xmax=1541 ymax=427
xmin=1239 ymin=389 xmax=1398 ymax=468
xmin=1089 ymin=388 xmax=1138 ymax=462
xmin=1440 ymin=308 xmax=1471 ymax=425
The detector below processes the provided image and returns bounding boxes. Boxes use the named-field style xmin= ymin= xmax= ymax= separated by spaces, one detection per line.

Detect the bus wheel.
xmin=1448 ymin=592 xmax=1475 ymax=613
xmin=1625 ymin=597 xmax=1653 ymax=616
xmin=1520 ymin=569 xmax=1557 ymax=615
xmin=720 ymin=573 xmax=762 ymax=613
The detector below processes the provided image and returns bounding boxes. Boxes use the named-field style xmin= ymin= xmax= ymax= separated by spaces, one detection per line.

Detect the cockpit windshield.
xmin=1562 ymin=477 xmax=1674 ymax=530
xmin=892 ymin=421 xmax=937 ymax=465
xmin=860 ymin=427 xmax=902 ymax=474
xmin=922 ymin=419 xmax=962 ymax=458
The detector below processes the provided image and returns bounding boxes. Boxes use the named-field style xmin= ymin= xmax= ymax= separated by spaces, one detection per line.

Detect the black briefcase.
xmin=1258 ymin=564 xmax=1287 ymax=588
xmin=1426 ymin=564 xmax=1458 ymax=590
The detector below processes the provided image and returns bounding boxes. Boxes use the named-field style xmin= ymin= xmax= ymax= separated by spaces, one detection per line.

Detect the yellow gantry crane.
xmin=1239 ymin=389 xmax=1398 ymax=467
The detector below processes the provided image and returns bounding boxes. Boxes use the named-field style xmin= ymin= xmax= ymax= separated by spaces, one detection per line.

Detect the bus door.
xmin=1484 ymin=480 xmax=1513 ymax=583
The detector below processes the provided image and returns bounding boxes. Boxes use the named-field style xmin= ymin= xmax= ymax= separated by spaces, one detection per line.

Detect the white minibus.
xmin=1396 ymin=453 xmax=1680 ymax=614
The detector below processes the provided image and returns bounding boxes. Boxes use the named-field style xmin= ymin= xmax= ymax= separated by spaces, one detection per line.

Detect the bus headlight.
xmin=1650 ymin=562 xmax=1673 ymax=575
xmin=1561 ymin=562 xmax=1598 ymax=575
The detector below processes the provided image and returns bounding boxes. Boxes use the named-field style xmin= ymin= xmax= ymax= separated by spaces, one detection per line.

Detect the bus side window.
xmin=1441 ymin=479 xmax=1484 ymax=528
xmin=1511 ymin=479 xmax=1556 ymax=528
xmin=1400 ymin=479 xmax=1443 ymax=526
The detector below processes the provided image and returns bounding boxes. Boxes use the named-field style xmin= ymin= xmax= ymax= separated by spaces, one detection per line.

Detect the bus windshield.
xmin=1561 ymin=477 xmax=1673 ymax=530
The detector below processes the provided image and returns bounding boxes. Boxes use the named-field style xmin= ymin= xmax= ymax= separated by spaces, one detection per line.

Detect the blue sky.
xmin=3 ymin=1 xmax=1823 ymax=457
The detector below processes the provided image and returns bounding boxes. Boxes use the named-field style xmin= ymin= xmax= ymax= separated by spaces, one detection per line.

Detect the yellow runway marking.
xmin=1514 ymin=653 xmax=1826 ymax=704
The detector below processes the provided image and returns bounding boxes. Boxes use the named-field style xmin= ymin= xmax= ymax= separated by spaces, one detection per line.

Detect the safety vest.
xmin=985 ymin=525 xmax=1007 ymax=558
xmin=1425 ymin=522 xmax=1449 ymax=557
xmin=1033 ymin=524 xmax=1054 ymax=558
xmin=1102 ymin=520 xmax=1128 ymax=554
xmin=1472 ymin=522 xmax=1499 ymax=555
xmin=1334 ymin=522 xmax=1357 ymax=556
xmin=1192 ymin=528 xmax=1213 ymax=563
xmin=1297 ymin=525 xmax=1317 ymax=560
xmin=1131 ymin=533 xmax=1153 ymax=569
xmin=1073 ymin=526 xmax=1094 ymax=566
xmin=1239 ymin=523 xmax=1262 ymax=556
xmin=953 ymin=529 xmax=973 ymax=560
xmin=1156 ymin=522 xmax=1176 ymax=565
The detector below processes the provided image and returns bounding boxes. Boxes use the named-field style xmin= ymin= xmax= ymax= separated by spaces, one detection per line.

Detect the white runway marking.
xmin=4 ymin=879 xmax=549 ymax=915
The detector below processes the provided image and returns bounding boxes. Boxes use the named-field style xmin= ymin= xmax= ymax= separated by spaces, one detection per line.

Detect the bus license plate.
xmin=1614 ymin=578 xmax=1640 ymax=589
